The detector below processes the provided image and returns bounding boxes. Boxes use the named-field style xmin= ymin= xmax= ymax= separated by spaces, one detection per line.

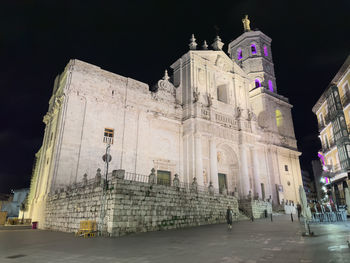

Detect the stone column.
xmin=195 ymin=134 xmax=204 ymax=186
xmin=252 ymin=147 xmax=262 ymax=199
xmin=239 ymin=145 xmax=250 ymax=197
xmin=209 ymin=138 xmax=219 ymax=189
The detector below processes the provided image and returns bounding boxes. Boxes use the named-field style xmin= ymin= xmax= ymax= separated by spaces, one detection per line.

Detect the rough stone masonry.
xmin=45 ymin=171 xmax=240 ymax=236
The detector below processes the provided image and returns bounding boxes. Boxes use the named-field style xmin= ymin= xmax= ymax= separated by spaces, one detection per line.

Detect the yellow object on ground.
xmin=75 ymin=220 xmax=97 ymax=238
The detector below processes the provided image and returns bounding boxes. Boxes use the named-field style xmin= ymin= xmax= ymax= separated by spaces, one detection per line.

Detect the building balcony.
xmin=318 ymin=121 xmax=326 ymax=131
xmin=341 ymin=91 xmax=350 ymax=108
xmin=322 ymin=136 xmax=336 ymax=153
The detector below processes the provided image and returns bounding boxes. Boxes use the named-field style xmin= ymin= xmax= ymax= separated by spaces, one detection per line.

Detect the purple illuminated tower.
xmin=228 ymin=20 xmax=277 ymax=93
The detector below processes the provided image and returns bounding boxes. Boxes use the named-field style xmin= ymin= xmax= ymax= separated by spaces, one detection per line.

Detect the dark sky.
xmin=1 ymin=0 xmax=349 ymax=193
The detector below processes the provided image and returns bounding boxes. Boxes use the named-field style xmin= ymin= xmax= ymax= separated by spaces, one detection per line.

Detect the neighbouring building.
xmin=301 ymin=170 xmax=316 ymax=201
xmin=313 ymin=55 xmax=350 ymax=206
xmin=26 ymin=16 xmax=303 ymax=229
xmin=1 ymin=189 xmax=29 ymax=218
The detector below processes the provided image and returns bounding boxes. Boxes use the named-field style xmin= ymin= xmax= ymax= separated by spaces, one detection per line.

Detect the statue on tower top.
xmin=242 ymin=15 xmax=251 ymax=32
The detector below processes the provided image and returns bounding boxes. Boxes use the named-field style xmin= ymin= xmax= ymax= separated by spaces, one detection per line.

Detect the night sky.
xmin=1 ymin=0 xmax=349 ymax=193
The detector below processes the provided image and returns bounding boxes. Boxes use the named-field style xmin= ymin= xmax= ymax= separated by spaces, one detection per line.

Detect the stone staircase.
xmin=237 ymin=208 xmax=251 ymax=221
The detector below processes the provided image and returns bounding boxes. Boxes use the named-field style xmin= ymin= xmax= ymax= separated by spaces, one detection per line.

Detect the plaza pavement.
xmin=0 ymin=215 xmax=350 ymax=263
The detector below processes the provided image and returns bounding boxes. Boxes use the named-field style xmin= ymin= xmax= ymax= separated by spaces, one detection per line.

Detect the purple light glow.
xmin=325 ymin=177 xmax=329 ymax=184
xmin=264 ymin=46 xmax=268 ymax=56
xmin=251 ymin=44 xmax=257 ymax=54
xmin=318 ymin=151 xmax=325 ymax=166
xmin=237 ymin=49 xmax=242 ymax=60
xmin=255 ymin=79 xmax=261 ymax=88
xmin=268 ymin=80 xmax=273 ymax=92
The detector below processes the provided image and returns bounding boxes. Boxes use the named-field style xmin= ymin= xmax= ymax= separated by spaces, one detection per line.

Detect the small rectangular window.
xmin=103 ymin=128 xmax=114 ymax=144
xmin=284 ymin=165 xmax=288 ymax=171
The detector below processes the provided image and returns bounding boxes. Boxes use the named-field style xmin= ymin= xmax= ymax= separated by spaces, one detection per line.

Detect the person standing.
xmin=226 ymin=206 xmax=233 ymax=229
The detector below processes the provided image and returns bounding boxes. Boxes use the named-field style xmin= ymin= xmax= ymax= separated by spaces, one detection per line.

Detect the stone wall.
xmin=45 ymin=176 xmax=239 ymax=236
xmin=239 ymin=199 xmax=272 ymax=219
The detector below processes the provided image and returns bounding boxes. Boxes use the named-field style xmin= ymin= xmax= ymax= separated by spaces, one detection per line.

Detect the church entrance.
xmin=157 ymin=170 xmax=171 ymax=186
xmin=218 ymin=173 xmax=227 ymax=193
xmin=216 ymin=144 xmax=239 ymax=194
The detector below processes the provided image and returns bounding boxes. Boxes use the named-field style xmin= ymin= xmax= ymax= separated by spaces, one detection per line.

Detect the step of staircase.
xmin=237 ymin=213 xmax=250 ymax=221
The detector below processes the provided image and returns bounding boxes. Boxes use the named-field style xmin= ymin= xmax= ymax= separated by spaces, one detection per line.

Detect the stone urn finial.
xmin=208 ymin=181 xmax=214 ymax=195
xmin=191 ymin=177 xmax=198 ymax=192
xmin=173 ymin=173 xmax=180 ymax=187
xmin=189 ymin=34 xmax=197 ymax=50
xmin=149 ymin=168 xmax=157 ymax=184
xmin=95 ymin=168 xmax=102 ymax=186
xmin=202 ymin=40 xmax=208 ymax=50
xmin=163 ymin=70 xmax=170 ymax=81
xmin=211 ymin=35 xmax=224 ymax=51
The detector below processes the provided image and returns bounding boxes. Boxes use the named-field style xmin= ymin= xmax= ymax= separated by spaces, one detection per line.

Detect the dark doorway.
xmin=334 ymin=184 xmax=343 ymax=206
xmin=157 ymin=170 xmax=171 ymax=186
xmin=218 ymin=173 xmax=227 ymax=193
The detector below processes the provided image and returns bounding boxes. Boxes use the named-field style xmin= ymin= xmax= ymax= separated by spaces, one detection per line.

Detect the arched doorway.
xmin=216 ymin=144 xmax=239 ymax=194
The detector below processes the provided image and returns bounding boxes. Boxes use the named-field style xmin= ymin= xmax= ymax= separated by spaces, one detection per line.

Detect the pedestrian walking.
xmin=226 ymin=206 xmax=233 ymax=229
xmin=297 ymin=203 xmax=301 ymax=220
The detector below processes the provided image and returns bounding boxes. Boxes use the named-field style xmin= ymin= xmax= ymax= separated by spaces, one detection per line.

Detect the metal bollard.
xmin=270 ymin=213 xmax=273 ymax=222
xmin=291 ymin=213 xmax=293 ymax=222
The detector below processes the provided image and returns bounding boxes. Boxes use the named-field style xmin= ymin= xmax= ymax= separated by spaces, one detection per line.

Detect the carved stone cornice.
xmin=43 ymin=95 xmax=64 ymax=124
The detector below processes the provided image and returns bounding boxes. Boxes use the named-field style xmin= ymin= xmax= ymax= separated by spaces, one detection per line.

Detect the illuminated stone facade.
xmin=27 ymin=23 xmax=303 ymax=227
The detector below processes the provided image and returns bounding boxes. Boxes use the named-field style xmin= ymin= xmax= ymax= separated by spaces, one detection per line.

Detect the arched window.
xmin=275 ymin=109 xmax=283 ymax=130
xmin=251 ymin=44 xmax=257 ymax=54
xmin=268 ymin=80 xmax=274 ymax=92
xmin=255 ymin=79 xmax=261 ymax=88
xmin=237 ymin=48 xmax=243 ymax=60
xmin=264 ymin=46 xmax=268 ymax=57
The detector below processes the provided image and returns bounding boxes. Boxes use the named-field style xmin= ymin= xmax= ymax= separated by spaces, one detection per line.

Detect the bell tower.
xmin=228 ymin=15 xmax=277 ymax=93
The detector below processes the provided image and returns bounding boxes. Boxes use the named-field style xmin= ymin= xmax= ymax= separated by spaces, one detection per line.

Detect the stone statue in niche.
xmin=193 ymin=87 xmax=200 ymax=103
xmin=207 ymin=93 xmax=213 ymax=107
xmin=235 ymin=107 xmax=241 ymax=118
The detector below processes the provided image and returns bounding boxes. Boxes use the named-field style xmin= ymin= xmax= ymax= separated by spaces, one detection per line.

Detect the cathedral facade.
xmin=27 ymin=18 xmax=303 ymax=225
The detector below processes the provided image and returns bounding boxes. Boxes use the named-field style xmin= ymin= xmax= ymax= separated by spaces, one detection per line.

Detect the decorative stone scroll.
xmin=152 ymin=70 xmax=176 ymax=102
